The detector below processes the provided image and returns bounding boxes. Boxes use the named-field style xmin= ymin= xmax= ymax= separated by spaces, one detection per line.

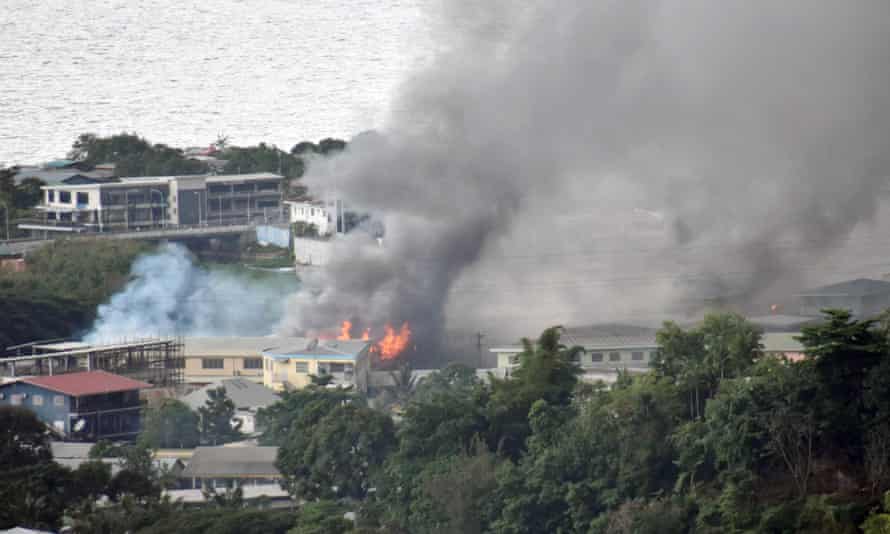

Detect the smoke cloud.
xmin=86 ymin=243 xmax=296 ymax=342
xmin=282 ymin=1 xmax=890 ymax=354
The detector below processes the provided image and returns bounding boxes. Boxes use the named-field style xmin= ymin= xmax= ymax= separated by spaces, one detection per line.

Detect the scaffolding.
xmin=0 ymin=338 xmax=184 ymax=387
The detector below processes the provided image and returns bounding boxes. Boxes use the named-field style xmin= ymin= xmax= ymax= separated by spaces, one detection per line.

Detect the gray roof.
xmin=762 ymin=333 xmax=805 ymax=354
xmin=183 ymin=336 xmax=307 ymax=357
xmin=797 ymin=278 xmax=890 ymax=297
xmin=561 ymin=323 xmax=659 ymax=349
xmin=747 ymin=314 xmax=822 ymax=332
xmin=181 ymin=446 xmax=280 ymax=478
xmin=264 ymin=339 xmax=370 ymax=360
xmin=181 ymin=378 xmax=280 ymax=411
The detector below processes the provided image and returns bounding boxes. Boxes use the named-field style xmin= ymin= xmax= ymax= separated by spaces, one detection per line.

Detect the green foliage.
xmin=0 ymin=406 xmax=53 ymax=468
xmin=90 ymin=439 xmax=125 ymax=459
xmin=136 ymin=507 xmax=298 ymax=534
xmin=487 ymin=326 xmax=582 ymax=458
xmin=140 ymin=398 xmax=200 ymax=449
xmin=69 ymin=133 xmax=208 ymax=177
xmin=197 ymin=387 xmax=243 ymax=445
xmin=289 ymin=501 xmax=353 ymax=534
xmin=256 ymin=387 xmax=352 ymax=446
xmin=220 ymin=142 xmax=304 ymax=179
xmin=863 ymin=492 xmax=890 ymax=534
xmin=0 ymin=239 xmax=151 ymax=347
xmin=278 ymin=403 xmax=395 ymax=500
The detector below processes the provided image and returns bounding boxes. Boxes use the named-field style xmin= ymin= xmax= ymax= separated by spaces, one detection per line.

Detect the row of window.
xmin=199 ymin=357 xmax=354 ymax=375
xmin=47 ymin=190 xmax=89 ymax=205
xmin=588 ymin=351 xmax=654 ymax=363
xmin=200 ymin=358 xmax=263 ymax=369
xmin=6 ymin=393 xmax=65 ymax=407
xmin=294 ymin=361 xmax=354 ymax=375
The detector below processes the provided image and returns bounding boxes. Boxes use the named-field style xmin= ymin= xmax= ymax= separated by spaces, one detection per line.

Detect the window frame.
xmin=608 ymin=352 xmax=621 ymax=362
xmin=202 ymin=358 xmax=224 ymax=370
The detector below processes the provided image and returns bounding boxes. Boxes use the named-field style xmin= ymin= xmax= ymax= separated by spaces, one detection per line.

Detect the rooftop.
xmin=180 ymin=446 xmax=280 ymax=478
xmin=16 ymin=370 xmax=151 ymax=396
xmin=184 ymin=336 xmax=307 ymax=357
xmin=762 ymin=332 xmax=805 ymax=354
xmin=181 ymin=378 xmax=280 ymax=411
xmin=797 ymin=278 xmax=890 ymax=297
xmin=263 ymin=339 xmax=371 ymax=360
xmin=42 ymin=172 xmax=283 ymax=190
xmin=747 ymin=314 xmax=823 ymax=332
xmin=561 ymin=323 xmax=659 ymax=349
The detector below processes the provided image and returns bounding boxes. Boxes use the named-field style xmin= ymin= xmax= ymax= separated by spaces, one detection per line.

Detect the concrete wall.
xmin=293 ymin=236 xmax=333 ymax=266
xmin=184 ymin=356 xmax=264 ymax=384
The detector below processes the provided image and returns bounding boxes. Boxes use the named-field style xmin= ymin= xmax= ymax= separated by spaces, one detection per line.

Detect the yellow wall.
xmin=262 ymin=357 xmax=358 ymax=391
xmin=184 ymin=356 xmax=264 ymax=382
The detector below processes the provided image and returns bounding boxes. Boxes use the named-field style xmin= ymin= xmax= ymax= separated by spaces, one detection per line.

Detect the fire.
xmin=337 ymin=320 xmax=353 ymax=340
xmin=334 ymin=320 xmax=412 ymax=360
xmin=376 ymin=322 xmax=412 ymax=360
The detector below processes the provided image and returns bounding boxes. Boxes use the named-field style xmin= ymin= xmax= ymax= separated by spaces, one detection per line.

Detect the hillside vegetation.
xmin=0 ymin=239 xmax=151 ymax=348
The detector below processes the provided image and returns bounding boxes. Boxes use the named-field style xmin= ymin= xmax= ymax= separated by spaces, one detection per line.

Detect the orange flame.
xmin=361 ymin=328 xmax=370 ymax=341
xmin=337 ymin=320 xmax=352 ymax=341
xmin=376 ymin=322 xmax=412 ymax=360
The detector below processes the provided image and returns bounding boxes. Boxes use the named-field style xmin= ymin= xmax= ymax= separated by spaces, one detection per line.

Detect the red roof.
xmin=22 ymin=370 xmax=151 ymax=397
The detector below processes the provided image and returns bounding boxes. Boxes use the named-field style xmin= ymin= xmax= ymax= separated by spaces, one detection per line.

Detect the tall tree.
xmin=141 ymin=399 xmax=200 ymax=449
xmin=198 ymin=387 xmax=243 ymax=446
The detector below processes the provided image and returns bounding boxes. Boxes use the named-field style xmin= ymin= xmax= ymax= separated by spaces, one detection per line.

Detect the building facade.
xmin=179 ymin=445 xmax=282 ymax=490
xmin=262 ymin=339 xmax=371 ymax=393
xmin=34 ymin=173 xmax=283 ymax=233
xmin=0 ymin=370 xmax=150 ymax=439
xmin=182 ymin=337 xmax=306 ymax=385
xmin=490 ymin=324 xmax=659 ymax=383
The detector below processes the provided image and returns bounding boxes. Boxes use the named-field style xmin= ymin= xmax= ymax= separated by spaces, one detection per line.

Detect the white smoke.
xmin=85 ymin=243 xmax=295 ymax=342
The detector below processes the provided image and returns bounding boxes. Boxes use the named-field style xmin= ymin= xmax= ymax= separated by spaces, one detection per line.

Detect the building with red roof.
xmin=0 ymin=370 xmax=150 ymax=440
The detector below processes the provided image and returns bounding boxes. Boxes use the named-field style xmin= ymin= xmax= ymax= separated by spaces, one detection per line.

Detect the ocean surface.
xmin=0 ymin=0 xmax=429 ymax=166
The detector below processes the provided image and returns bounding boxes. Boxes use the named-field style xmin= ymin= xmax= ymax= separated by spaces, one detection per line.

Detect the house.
xmin=182 ymin=337 xmax=306 ymax=385
xmin=179 ymin=445 xmax=282 ymax=490
xmin=262 ymin=339 xmax=371 ymax=393
xmin=181 ymin=378 xmax=280 ymax=434
xmin=490 ymin=324 xmax=659 ymax=383
xmin=796 ymin=278 xmax=890 ymax=318
xmin=761 ymin=332 xmax=806 ymax=362
xmin=0 ymin=370 xmax=150 ymax=439
xmin=285 ymin=199 xmax=341 ymax=237
xmin=29 ymin=172 xmax=283 ymax=233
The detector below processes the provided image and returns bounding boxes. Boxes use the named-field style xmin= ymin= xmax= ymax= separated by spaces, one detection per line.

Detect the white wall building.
xmin=285 ymin=200 xmax=340 ymax=236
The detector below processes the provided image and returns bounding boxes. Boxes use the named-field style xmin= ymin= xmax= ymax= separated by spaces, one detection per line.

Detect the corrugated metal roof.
xmin=181 ymin=446 xmax=280 ymax=478
xmin=18 ymin=370 xmax=151 ymax=396
xmin=797 ymin=278 xmax=890 ymax=297
xmin=263 ymin=339 xmax=369 ymax=360
xmin=181 ymin=378 xmax=279 ymax=411
xmin=184 ymin=336 xmax=307 ymax=357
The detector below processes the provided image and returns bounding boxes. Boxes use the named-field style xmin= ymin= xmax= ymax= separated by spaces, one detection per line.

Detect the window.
xmin=48 ymin=190 xmax=55 ymax=202
xmin=202 ymin=358 xmax=224 ymax=369
xmin=631 ymin=351 xmax=644 ymax=361
xmin=590 ymin=352 xmax=604 ymax=362
xmin=329 ymin=363 xmax=346 ymax=374
xmin=54 ymin=395 xmax=65 ymax=406
xmin=609 ymin=352 xmax=621 ymax=362
xmin=243 ymin=358 xmax=262 ymax=369
xmin=76 ymin=192 xmax=89 ymax=205
xmin=59 ymin=191 xmax=71 ymax=203
xmin=32 ymin=394 xmax=43 ymax=406
xmin=317 ymin=362 xmax=330 ymax=375
xmin=294 ymin=361 xmax=309 ymax=373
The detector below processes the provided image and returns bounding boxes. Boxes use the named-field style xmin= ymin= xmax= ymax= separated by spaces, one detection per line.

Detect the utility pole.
xmin=0 ymin=201 xmax=9 ymax=241
xmin=476 ymin=332 xmax=486 ymax=367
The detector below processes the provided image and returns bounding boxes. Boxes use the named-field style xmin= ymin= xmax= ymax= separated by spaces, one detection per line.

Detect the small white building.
xmin=286 ymin=199 xmax=340 ymax=237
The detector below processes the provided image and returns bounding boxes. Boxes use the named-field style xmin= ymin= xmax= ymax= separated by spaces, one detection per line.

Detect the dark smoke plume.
xmin=282 ymin=1 xmax=890 ymax=353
